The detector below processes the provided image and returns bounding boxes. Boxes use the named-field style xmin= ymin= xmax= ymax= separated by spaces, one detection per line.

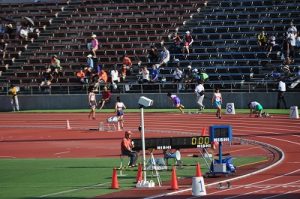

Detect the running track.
xmin=0 ymin=112 xmax=299 ymax=198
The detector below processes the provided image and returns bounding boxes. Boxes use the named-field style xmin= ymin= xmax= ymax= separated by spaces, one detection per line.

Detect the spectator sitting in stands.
xmin=139 ymin=66 xmax=150 ymax=84
xmin=110 ymin=65 xmax=120 ymax=92
xmin=86 ymin=54 xmax=94 ymax=71
xmin=98 ymin=69 xmax=108 ymax=84
xmin=266 ymin=35 xmax=277 ymax=57
xmin=286 ymin=23 xmax=297 ymax=62
xmin=173 ymin=67 xmax=183 ymax=90
xmin=50 ymin=55 xmax=62 ymax=82
xmin=90 ymin=34 xmax=99 ymax=58
xmin=122 ymin=54 xmax=133 ymax=75
xmin=40 ymin=67 xmax=53 ymax=92
xmin=158 ymin=46 xmax=170 ymax=67
xmin=19 ymin=25 xmax=29 ymax=42
xmin=182 ymin=31 xmax=194 ymax=58
xmin=94 ymin=69 xmax=108 ymax=91
xmin=257 ymin=30 xmax=267 ymax=49
xmin=4 ymin=24 xmax=14 ymax=40
xmin=287 ymin=22 xmax=297 ymax=36
xmin=183 ymin=65 xmax=193 ymax=90
xmin=76 ymin=67 xmax=88 ymax=84
xmin=170 ymin=32 xmax=182 ymax=54
xmin=0 ymin=39 xmax=7 ymax=64
xmin=147 ymin=45 xmax=159 ymax=65
xmin=150 ymin=64 xmax=159 ymax=83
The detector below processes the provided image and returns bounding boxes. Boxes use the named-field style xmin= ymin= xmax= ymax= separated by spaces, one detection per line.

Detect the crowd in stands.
xmin=261 ymin=22 xmax=300 ymax=86
xmin=0 ymin=19 xmax=40 ymax=77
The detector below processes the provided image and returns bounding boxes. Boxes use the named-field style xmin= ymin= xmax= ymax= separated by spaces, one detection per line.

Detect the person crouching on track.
xmin=167 ymin=92 xmax=185 ymax=113
xmin=88 ymin=86 xmax=97 ymax=120
xmin=121 ymin=131 xmax=138 ymax=167
xmin=115 ymin=96 xmax=126 ymax=131
xmin=248 ymin=101 xmax=264 ymax=118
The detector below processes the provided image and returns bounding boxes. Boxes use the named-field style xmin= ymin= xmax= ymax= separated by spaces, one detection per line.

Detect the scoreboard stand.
xmin=207 ymin=125 xmax=236 ymax=177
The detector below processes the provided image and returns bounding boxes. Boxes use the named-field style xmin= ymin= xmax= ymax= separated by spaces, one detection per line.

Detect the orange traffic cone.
xmin=201 ymin=127 xmax=207 ymax=136
xmin=195 ymin=163 xmax=202 ymax=177
xmin=136 ymin=163 xmax=143 ymax=183
xmin=170 ymin=166 xmax=179 ymax=190
xmin=66 ymin=120 xmax=71 ymax=130
xmin=111 ymin=168 xmax=119 ymax=189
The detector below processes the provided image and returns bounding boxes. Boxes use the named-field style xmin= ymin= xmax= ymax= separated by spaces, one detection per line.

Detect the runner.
xmin=115 ymin=96 xmax=126 ymax=131
xmin=167 ymin=92 xmax=185 ymax=113
xmin=248 ymin=101 xmax=264 ymax=117
xmin=211 ymin=88 xmax=222 ymax=119
xmin=88 ymin=86 xmax=97 ymax=120
xmin=195 ymin=80 xmax=205 ymax=112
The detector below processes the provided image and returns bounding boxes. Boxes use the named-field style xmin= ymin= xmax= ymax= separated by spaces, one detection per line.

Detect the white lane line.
xmin=38 ymin=182 xmax=110 ymax=198
xmin=287 ymin=162 xmax=300 ymax=164
xmin=54 ymin=151 xmax=70 ymax=155
xmin=257 ymin=136 xmax=300 ymax=146
xmin=0 ymin=156 xmax=16 ymax=158
xmin=222 ymin=179 xmax=300 ymax=199
xmin=259 ymin=188 xmax=300 ymax=199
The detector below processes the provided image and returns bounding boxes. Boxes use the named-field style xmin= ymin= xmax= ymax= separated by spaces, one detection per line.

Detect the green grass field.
xmin=0 ymin=156 xmax=266 ymax=199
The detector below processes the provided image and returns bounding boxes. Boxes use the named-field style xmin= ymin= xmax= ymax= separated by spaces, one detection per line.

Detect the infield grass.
xmin=0 ymin=156 xmax=266 ymax=199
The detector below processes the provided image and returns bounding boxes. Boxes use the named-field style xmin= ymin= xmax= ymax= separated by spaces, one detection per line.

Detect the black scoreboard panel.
xmin=132 ymin=136 xmax=211 ymax=151
xmin=215 ymin=128 xmax=229 ymax=138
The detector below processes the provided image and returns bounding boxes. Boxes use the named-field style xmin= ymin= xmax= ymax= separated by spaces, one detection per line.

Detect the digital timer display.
xmin=132 ymin=136 xmax=211 ymax=151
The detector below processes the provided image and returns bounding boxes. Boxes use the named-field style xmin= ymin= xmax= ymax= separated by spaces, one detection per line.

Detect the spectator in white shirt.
xmin=173 ymin=67 xmax=183 ymax=90
xmin=139 ymin=66 xmax=150 ymax=83
xmin=159 ymin=46 xmax=170 ymax=67
xmin=277 ymin=79 xmax=287 ymax=109
xmin=110 ymin=65 xmax=119 ymax=91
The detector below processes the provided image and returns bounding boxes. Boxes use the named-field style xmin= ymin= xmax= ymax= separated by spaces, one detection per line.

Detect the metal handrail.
xmin=1 ymin=80 xmax=296 ymax=95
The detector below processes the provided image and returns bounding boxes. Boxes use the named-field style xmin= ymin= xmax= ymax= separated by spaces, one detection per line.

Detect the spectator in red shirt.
xmin=182 ymin=31 xmax=194 ymax=57
xmin=121 ymin=131 xmax=138 ymax=167
xmin=98 ymin=86 xmax=111 ymax=109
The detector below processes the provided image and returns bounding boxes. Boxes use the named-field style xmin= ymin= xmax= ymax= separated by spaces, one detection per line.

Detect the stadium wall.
xmin=0 ymin=92 xmax=300 ymax=111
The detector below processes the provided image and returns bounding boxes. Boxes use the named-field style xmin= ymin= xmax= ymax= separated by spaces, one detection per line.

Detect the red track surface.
xmin=0 ymin=112 xmax=299 ymax=198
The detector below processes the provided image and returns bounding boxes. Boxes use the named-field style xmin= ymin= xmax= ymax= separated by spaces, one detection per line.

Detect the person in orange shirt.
xmin=76 ymin=68 xmax=87 ymax=84
xmin=121 ymin=131 xmax=138 ymax=167
xmin=122 ymin=54 xmax=133 ymax=78
xmin=98 ymin=69 xmax=108 ymax=84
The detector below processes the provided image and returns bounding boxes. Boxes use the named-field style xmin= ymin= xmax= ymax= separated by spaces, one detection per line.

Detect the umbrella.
xmin=24 ymin=17 xmax=34 ymax=26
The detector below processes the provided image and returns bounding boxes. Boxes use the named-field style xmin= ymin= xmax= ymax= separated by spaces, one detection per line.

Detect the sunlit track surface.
xmin=0 ymin=112 xmax=299 ymax=198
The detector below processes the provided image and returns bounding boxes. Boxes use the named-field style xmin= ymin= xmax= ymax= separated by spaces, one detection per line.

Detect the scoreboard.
xmin=209 ymin=125 xmax=232 ymax=142
xmin=132 ymin=136 xmax=211 ymax=151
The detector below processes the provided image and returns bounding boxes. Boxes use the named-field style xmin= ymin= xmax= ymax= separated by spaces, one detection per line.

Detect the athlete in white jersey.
xmin=115 ymin=96 xmax=126 ymax=131
xmin=88 ymin=86 xmax=97 ymax=120
xmin=211 ymin=88 xmax=222 ymax=119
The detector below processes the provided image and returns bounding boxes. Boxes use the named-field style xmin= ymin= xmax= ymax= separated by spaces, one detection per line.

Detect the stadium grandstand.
xmin=0 ymin=0 xmax=299 ymax=96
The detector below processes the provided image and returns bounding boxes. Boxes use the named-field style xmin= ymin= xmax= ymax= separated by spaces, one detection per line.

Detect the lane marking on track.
xmin=260 ymin=188 xmax=300 ymax=199
xmin=257 ymin=136 xmax=300 ymax=146
xmin=0 ymin=156 xmax=16 ymax=158
xmin=38 ymin=182 xmax=110 ymax=198
xmin=54 ymin=151 xmax=70 ymax=155
xmin=222 ymin=179 xmax=300 ymax=199
xmin=287 ymin=162 xmax=300 ymax=164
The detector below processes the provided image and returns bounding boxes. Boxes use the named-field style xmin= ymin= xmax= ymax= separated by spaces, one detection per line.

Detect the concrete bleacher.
xmin=0 ymin=0 xmax=299 ymax=93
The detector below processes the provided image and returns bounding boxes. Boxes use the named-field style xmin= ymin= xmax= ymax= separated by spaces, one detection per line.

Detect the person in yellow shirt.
xmin=8 ymin=85 xmax=19 ymax=111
